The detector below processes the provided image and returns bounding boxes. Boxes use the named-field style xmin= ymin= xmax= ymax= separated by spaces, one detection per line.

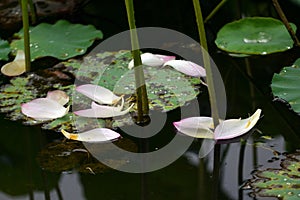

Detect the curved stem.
xmin=125 ymin=0 xmax=149 ymax=123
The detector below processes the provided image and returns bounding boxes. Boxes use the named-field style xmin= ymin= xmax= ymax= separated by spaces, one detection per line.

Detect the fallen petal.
xmin=61 ymin=128 xmax=120 ymax=142
xmin=173 ymin=117 xmax=215 ymax=139
xmin=128 ymin=52 xmax=175 ymax=69
xmin=163 ymin=60 xmax=206 ymax=77
xmin=76 ymin=84 xmax=121 ymax=105
xmin=214 ymin=109 xmax=262 ymax=140
xmin=46 ymin=90 xmax=69 ymax=105
xmin=91 ymin=96 xmax=124 ymax=111
xmin=21 ymin=98 xmax=69 ymax=121
xmin=74 ymin=103 xmax=134 ymax=118
xmin=1 ymin=50 xmax=26 ymax=76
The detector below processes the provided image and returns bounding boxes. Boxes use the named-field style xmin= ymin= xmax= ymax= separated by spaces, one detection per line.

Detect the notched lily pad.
xmin=250 ymin=151 xmax=300 ymax=199
xmin=271 ymin=58 xmax=300 ymax=113
xmin=11 ymin=20 xmax=103 ymax=60
xmin=215 ymin=17 xmax=296 ymax=55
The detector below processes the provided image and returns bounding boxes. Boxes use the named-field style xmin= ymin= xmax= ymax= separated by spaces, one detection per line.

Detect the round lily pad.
xmin=215 ymin=17 xmax=297 ymax=55
xmin=271 ymin=58 xmax=300 ymax=113
xmin=10 ymin=20 xmax=103 ymax=61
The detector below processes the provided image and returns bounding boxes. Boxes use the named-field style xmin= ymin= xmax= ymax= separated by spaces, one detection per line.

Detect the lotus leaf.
xmin=251 ymin=151 xmax=300 ymax=199
xmin=0 ymin=39 xmax=10 ymax=61
xmin=0 ymin=50 xmax=202 ymax=132
xmin=10 ymin=20 xmax=103 ymax=60
xmin=271 ymin=58 xmax=300 ymax=113
xmin=215 ymin=17 xmax=296 ymax=55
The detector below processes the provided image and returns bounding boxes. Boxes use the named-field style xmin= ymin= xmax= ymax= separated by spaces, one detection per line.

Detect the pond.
xmin=1 ymin=0 xmax=300 ymax=200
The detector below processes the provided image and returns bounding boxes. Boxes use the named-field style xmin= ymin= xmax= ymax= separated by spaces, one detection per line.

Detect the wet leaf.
xmin=250 ymin=151 xmax=300 ymax=199
xmin=271 ymin=58 xmax=300 ymax=113
xmin=11 ymin=20 xmax=103 ymax=60
xmin=215 ymin=17 xmax=296 ymax=55
xmin=0 ymin=39 xmax=10 ymax=61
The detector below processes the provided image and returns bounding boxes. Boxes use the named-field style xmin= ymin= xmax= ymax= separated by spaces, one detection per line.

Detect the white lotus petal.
xmin=163 ymin=60 xmax=206 ymax=77
xmin=173 ymin=117 xmax=215 ymax=139
xmin=91 ymin=96 xmax=124 ymax=112
xmin=1 ymin=50 xmax=26 ymax=76
xmin=128 ymin=53 xmax=175 ymax=69
xmin=46 ymin=90 xmax=69 ymax=105
xmin=214 ymin=109 xmax=262 ymax=140
xmin=21 ymin=98 xmax=69 ymax=121
xmin=76 ymin=84 xmax=121 ymax=105
xmin=61 ymin=128 xmax=120 ymax=142
xmin=74 ymin=103 xmax=134 ymax=118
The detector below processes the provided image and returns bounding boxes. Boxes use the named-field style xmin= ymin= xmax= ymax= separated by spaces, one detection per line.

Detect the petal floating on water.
xmin=46 ymin=90 xmax=69 ymax=105
xmin=173 ymin=117 xmax=215 ymax=139
xmin=214 ymin=109 xmax=262 ymax=140
xmin=163 ymin=60 xmax=206 ymax=77
xmin=1 ymin=50 xmax=26 ymax=76
xmin=128 ymin=52 xmax=175 ymax=69
xmin=76 ymin=84 xmax=121 ymax=105
xmin=21 ymin=98 xmax=69 ymax=121
xmin=74 ymin=103 xmax=134 ymax=118
xmin=61 ymin=128 xmax=120 ymax=142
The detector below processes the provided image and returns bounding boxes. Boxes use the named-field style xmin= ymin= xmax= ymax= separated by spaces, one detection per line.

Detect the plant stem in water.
xmin=28 ymin=0 xmax=37 ymax=24
xmin=204 ymin=0 xmax=228 ymax=23
xmin=272 ymin=0 xmax=300 ymax=47
xmin=125 ymin=0 xmax=149 ymax=123
xmin=20 ymin=0 xmax=31 ymax=71
xmin=192 ymin=0 xmax=219 ymax=127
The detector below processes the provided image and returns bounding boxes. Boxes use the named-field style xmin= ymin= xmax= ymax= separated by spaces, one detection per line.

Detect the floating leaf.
xmin=0 ymin=50 xmax=202 ymax=132
xmin=250 ymin=151 xmax=300 ymax=199
xmin=0 ymin=39 xmax=10 ymax=61
xmin=215 ymin=17 xmax=296 ymax=55
xmin=271 ymin=58 xmax=300 ymax=113
xmin=11 ymin=20 xmax=103 ymax=60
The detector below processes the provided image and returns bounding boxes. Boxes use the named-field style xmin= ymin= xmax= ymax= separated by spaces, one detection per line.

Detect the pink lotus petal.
xmin=76 ymin=84 xmax=121 ymax=105
xmin=74 ymin=103 xmax=134 ymax=118
xmin=214 ymin=109 xmax=262 ymax=140
xmin=46 ymin=90 xmax=69 ymax=105
xmin=163 ymin=60 xmax=206 ymax=77
xmin=173 ymin=117 xmax=214 ymax=139
xmin=21 ymin=98 xmax=69 ymax=121
xmin=61 ymin=128 xmax=120 ymax=142
xmin=128 ymin=53 xmax=176 ymax=69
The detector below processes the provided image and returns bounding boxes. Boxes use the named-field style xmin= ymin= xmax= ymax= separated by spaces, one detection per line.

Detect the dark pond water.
xmin=1 ymin=0 xmax=300 ymax=200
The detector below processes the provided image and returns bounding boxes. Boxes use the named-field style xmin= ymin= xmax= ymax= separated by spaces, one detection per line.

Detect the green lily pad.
xmin=271 ymin=58 xmax=300 ymax=113
xmin=69 ymin=50 xmax=202 ymax=112
xmin=215 ymin=17 xmax=297 ymax=55
xmin=10 ymin=20 xmax=103 ymax=61
xmin=0 ymin=50 xmax=202 ymax=132
xmin=250 ymin=151 xmax=300 ymax=199
xmin=0 ymin=39 xmax=10 ymax=61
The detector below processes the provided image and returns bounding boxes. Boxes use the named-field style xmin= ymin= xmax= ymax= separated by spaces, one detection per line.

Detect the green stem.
xmin=272 ymin=0 xmax=300 ymax=47
xmin=28 ymin=0 xmax=37 ymax=24
xmin=125 ymin=0 xmax=149 ymax=123
xmin=204 ymin=0 xmax=228 ymax=23
xmin=21 ymin=0 xmax=31 ymax=72
xmin=192 ymin=0 xmax=219 ymax=127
